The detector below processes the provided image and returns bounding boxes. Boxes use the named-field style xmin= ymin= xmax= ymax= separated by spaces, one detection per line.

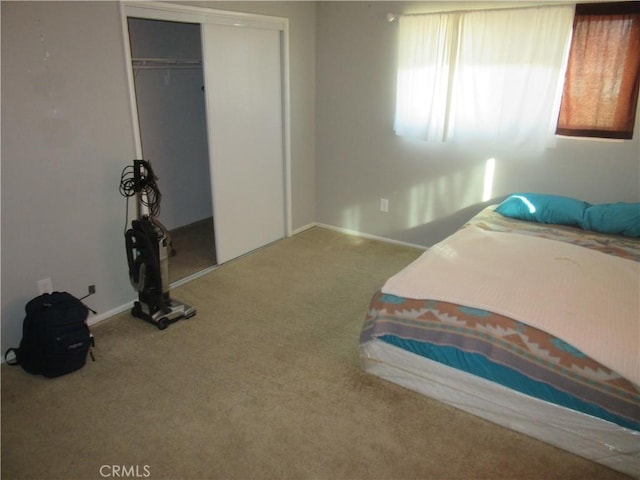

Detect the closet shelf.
xmin=132 ymin=57 xmax=202 ymax=69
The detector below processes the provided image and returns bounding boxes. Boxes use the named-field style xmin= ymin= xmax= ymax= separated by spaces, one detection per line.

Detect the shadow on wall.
xmin=339 ymin=154 xmax=499 ymax=232
xmin=390 ymin=155 xmax=504 ymax=246
xmin=395 ymin=195 xmax=508 ymax=248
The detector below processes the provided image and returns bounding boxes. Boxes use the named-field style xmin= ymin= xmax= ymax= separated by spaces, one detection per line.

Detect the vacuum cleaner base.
xmin=131 ymin=300 xmax=196 ymax=330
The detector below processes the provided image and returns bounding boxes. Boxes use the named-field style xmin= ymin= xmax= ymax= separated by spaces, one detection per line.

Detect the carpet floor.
xmin=168 ymin=217 xmax=217 ymax=283
xmin=1 ymin=227 xmax=631 ymax=480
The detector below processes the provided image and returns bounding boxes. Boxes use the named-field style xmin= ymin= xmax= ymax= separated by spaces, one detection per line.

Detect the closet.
xmin=128 ymin=17 xmax=216 ymax=282
xmin=123 ymin=2 xmax=290 ymax=279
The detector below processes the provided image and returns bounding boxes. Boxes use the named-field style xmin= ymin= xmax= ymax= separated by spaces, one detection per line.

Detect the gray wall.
xmin=1 ymin=1 xmax=317 ymax=355
xmin=315 ymin=1 xmax=640 ymax=247
xmin=2 ymin=1 xmax=138 ymax=351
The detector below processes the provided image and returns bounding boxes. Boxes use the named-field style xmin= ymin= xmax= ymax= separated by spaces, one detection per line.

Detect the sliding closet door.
xmin=202 ymin=23 xmax=285 ymax=263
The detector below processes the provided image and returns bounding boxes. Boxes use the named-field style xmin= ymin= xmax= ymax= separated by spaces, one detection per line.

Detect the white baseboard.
xmin=290 ymin=222 xmax=317 ymax=236
xmin=86 ymin=264 xmax=219 ymax=328
xmin=3 ymin=225 xmax=421 ymax=365
xmin=314 ymin=223 xmax=427 ymax=250
xmin=86 ymin=301 xmax=134 ymax=327
xmin=81 ymin=223 xmax=424 ymax=335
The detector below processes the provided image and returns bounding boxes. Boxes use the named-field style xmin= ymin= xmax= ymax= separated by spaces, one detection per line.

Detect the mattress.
xmin=360 ymin=206 xmax=640 ymax=476
xmin=361 ymin=339 xmax=640 ymax=477
xmin=360 ymin=290 xmax=639 ymax=431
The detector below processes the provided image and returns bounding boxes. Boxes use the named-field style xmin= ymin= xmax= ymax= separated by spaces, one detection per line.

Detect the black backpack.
xmin=4 ymin=292 xmax=93 ymax=377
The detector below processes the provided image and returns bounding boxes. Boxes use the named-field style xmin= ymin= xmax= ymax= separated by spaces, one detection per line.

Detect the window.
xmin=557 ymin=2 xmax=640 ymax=139
xmin=394 ymin=6 xmax=575 ymax=148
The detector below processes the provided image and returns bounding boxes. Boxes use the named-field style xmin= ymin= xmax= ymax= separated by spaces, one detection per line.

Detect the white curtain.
xmin=393 ymin=5 xmax=575 ymax=148
xmin=394 ymin=13 xmax=459 ymax=142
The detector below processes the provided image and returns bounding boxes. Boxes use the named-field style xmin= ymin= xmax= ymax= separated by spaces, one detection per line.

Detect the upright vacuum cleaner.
xmin=120 ymin=159 xmax=196 ymax=330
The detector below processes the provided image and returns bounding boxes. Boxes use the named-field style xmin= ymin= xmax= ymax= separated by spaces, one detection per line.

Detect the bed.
xmin=359 ymin=194 xmax=640 ymax=477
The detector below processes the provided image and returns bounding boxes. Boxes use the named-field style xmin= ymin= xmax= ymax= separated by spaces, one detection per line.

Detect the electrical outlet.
xmin=88 ymin=285 xmax=96 ymax=295
xmin=37 ymin=278 xmax=53 ymax=295
xmin=380 ymin=198 xmax=389 ymax=213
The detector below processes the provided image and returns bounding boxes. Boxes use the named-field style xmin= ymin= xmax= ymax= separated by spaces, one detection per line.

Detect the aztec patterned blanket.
xmin=360 ymin=206 xmax=640 ymax=430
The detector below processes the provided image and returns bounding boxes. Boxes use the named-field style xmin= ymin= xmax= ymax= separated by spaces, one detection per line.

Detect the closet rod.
xmin=132 ymin=57 xmax=202 ymax=69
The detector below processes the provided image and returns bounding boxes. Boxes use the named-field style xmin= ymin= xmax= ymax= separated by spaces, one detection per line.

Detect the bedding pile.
xmin=360 ymin=201 xmax=640 ymax=435
xmin=380 ymin=224 xmax=640 ymax=385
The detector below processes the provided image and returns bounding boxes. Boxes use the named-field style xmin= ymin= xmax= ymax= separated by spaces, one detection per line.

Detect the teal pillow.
xmin=582 ymin=203 xmax=640 ymax=237
xmin=495 ymin=193 xmax=589 ymax=227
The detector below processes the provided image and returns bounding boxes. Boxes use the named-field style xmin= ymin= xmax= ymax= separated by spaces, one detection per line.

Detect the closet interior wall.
xmin=127 ymin=17 xmax=214 ymax=233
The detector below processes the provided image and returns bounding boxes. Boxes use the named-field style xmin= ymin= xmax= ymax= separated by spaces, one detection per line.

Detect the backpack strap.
xmin=4 ymin=348 xmax=19 ymax=366
xmin=89 ymin=334 xmax=96 ymax=362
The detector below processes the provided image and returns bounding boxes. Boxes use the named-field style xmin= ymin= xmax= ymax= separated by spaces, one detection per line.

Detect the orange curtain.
xmin=557 ymin=3 xmax=640 ymax=139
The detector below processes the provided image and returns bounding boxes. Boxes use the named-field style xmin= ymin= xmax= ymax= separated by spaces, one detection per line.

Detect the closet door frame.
xmin=119 ymin=1 xmax=292 ymax=247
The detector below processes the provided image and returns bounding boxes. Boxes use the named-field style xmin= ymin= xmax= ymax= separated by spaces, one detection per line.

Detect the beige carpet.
xmin=168 ymin=217 xmax=217 ymax=283
xmin=1 ymin=227 xmax=631 ymax=480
